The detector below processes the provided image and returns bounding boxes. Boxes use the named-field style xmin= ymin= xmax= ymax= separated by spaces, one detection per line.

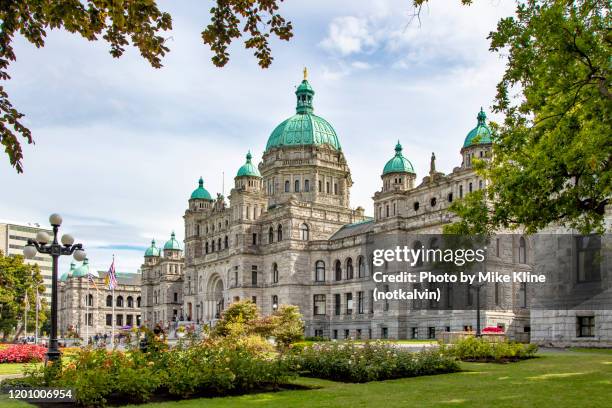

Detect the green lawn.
xmin=1 ymin=352 xmax=610 ymax=407
xmin=0 ymin=363 xmax=39 ymax=376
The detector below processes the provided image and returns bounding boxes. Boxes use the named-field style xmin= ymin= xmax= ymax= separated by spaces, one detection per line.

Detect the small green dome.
xmin=190 ymin=177 xmax=213 ymax=201
xmin=463 ymin=108 xmax=493 ymax=148
xmin=265 ymin=71 xmax=341 ymax=152
xmin=61 ymin=261 xmax=76 ymax=282
xmin=72 ymin=258 xmax=89 ymax=278
xmin=163 ymin=232 xmax=183 ymax=251
xmin=383 ymin=141 xmax=415 ymax=175
xmin=144 ymin=239 xmax=161 ymax=257
xmin=236 ymin=151 xmax=261 ymax=178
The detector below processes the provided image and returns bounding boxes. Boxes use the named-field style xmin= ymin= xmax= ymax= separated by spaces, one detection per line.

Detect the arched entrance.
xmin=204 ymin=274 xmax=225 ymax=322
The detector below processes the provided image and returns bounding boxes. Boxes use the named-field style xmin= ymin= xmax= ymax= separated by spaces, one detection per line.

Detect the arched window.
xmin=304 ymin=180 xmax=310 ymax=192
xmin=413 ymin=241 xmax=424 ymax=266
xmin=300 ymin=223 xmax=309 ymax=241
xmin=358 ymin=256 xmax=365 ymax=278
xmin=519 ymin=237 xmax=527 ymax=263
xmin=127 ymin=296 xmax=134 ymax=308
xmin=335 ymin=260 xmax=342 ymax=281
xmin=459 ymin=185 xmax=463 ymax=198
xmin=272 ymin=263 xmax=279 ymax=283
xmin=346 ymin=258 xmax=354 ymax=279
xmin=272 ymin=295 xmax=279 ymax=311
xmin=469 ymin=182 xmax=473 ymax=193
xmin=106 ymin=295 xmax=112 ymax=307
xmin=86 ymin=294 xmax=93 ymax=307
xmin=284 ymin=180 xmax=290 ymax=192
xmin=295 ymin=179 xmax=300 ymax=192
xmin=137 ymin=296 xmax=141 ymax=308
xmin=277 ymin=224 xmax=283 ymax=241
xmin=268 ymin=227 xmax=274 ymax=244
xmin=413 ymin=201 xmax=420 ymax=211
xmin=218 ymin=238 xmax=222 ymax=250
xmin=315 ymin=260 xmax=325 ymax=282
xmin=205 ymin=242 xmax=209 ymax=254
xmin=224 ymin=235 xmax=229 ymax=249
xmin=116 ymin=296 xmax=124 ymax=307
xmin=211 ymin=240 xmax=215 ymax=252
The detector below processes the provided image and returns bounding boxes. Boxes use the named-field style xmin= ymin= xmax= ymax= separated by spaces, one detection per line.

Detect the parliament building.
xmin=139 ymin=71 xmax=611 ymax=345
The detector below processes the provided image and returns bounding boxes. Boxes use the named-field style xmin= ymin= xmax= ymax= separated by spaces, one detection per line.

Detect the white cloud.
xmin=320 ymin=16 xmax=377 ymax=56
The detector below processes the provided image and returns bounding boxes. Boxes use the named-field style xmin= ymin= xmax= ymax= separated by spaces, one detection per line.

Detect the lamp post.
xmin=23 ymin=213 xmax=86 ymax=362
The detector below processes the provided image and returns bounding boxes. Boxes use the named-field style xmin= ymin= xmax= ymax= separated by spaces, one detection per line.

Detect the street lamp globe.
xmin=23 ymin=245 xmax=37 ymax=259
xmin=36 ymin=231 xmax=50 ymax=244
xmin=49 ymin=213 xmax=63 ymax=226
xmin=61 ymin=234 xmax=75 ymax=246
xmin=73 ymin=249 xmax=87 ymax=262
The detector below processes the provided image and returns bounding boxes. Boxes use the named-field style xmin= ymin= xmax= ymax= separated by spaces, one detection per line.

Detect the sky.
xmin=0 ymin=0 xmax=516 ymax=274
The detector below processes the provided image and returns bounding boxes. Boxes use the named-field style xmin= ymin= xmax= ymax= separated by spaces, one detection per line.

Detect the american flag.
xmin=107 ymin=257 xmax=117 ymax=290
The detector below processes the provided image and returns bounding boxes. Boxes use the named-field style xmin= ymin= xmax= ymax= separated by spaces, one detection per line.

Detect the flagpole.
xmin=111 ymin=254 xmax=115 ymax=348
xmin=24 ymin=296 xmax=28 ymax=340
xmin=86 ymin=284 xmax=90 ymax=346
xmin=35 ymin=289 xmax=39 ymax=344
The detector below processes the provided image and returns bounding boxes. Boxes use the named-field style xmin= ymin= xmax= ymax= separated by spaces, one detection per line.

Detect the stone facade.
xmin=140 ymin=237 xmax=185 ymax=328
xmin=151 ymin=74 xmax=611 ymax=346
xmin=58 ymin=260 xmax=141 ymax=341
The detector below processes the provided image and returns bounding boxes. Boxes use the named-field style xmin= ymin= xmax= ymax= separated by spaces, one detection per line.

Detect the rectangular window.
xmin=314 ymin=294 xmax=326 ymax=315
xmin=346 ymin=293 xmax=353 ymax=315
xmin=356 ymin=329 xmax=362 ymax=340
xmin=369 ymin=290 xmax=374 ymax=313
xmin=344 ymin=329 xmax=350 ymax=339
xmin=357 ymin=291 xmax=364 ymax=314
xmin=126 ymin=314 xmax=133 ymax=326
xmin=334 ymin=294 xmax=341 ymax=315
xmin=326 ymin=182 xmax=330 ymax=194
xmin=381 ymin=327 xmax=388 ymax=339
xmin=86 ymin=313 xmax=93 ymax=326
xmin=252 ymin=233 xmax=257 ymax=245
xmin=494 ymin=282 xmax=500 ymax=306
xmin=174 ymin=292 xmax=178 ymax=302
xmin=496 ymin=238 xmax=500 ymax=257
xmin=106 ymin=314 xmax=112 ymax=326
xmin=577 ymin=235 xmax=601 ymax=283
xmin=428 ymin=327 xmax=436 ymax=339
xmin=519 ymin=282 xmax=527 ymax=308
xmin=251 ymin=266 xmax=258 ymax=286
xmin=314 ymin=329 xmax=323 ymax=338
xmin=411 ymin=327 xmax=418 ymax=339
xmin=333 ymin=329 xmax=338 ymax=339
xmin=251 ymin=296 xmax=257 ymax=304
xmin=383 ymin=284 xmax=390 ymax=311
xmin=304 ymin=180 xmax=310 ymax=192
xmin=318 ymin=180 xmax=322 ymax=192
xmin=577 ymin=316 xmax=595 ymax=337
xmin=116 ymin=314 xmax=123 ymax=326
xmin=234 ymin=267 xmax=239 ymax=286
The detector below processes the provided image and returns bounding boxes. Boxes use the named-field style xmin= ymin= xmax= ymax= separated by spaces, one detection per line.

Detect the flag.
xmin=87 ymin=269 xmax=99 ymax=292
xmin=107 ymin=257 xmax=117 ymax=290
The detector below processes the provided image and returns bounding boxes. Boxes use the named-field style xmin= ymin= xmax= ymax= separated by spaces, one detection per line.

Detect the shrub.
xmin=442 ymin=336 xmax=538 ymax=362
xmin=288 ymin=341 xmax=459 ymax=383
xmin=213 ymin=300 xmax=259 ymax=337
xmin=161 ymin=336 xmax=292 ymax=398
xmin=0 ymin=344 xmax=46 ymax=363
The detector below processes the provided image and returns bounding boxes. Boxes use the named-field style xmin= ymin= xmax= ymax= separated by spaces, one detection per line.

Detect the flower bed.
xmin=288 ymin=341 xmax=460 ymax=383
xmin=0 ymin=344 xmax=46 ymax=363
xmin=442 ymin=336 xmax=538 ymax=363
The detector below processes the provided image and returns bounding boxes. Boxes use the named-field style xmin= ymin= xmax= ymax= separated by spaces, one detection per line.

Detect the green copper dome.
xmin=163 ymin=232 xmax=183 ymax=251
xmin=72 ymin=258 xmax=89 ymax=278
xmin=190 ymin=177 xmax=213 ymax=201
xmin=383 ymin=141 xmax=415 ymax=175
xmin=236 ymin=151 xmax=261 ymax=178
xmin=265 ymin=71 xmax=341 ymax=152
xmin=144 ymin=239 xmax=161 ymax=257
xmin=61 ymin=261 xmax=76 ymax=282
xmin=463 ymin=108 xmax=493 ymax=148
